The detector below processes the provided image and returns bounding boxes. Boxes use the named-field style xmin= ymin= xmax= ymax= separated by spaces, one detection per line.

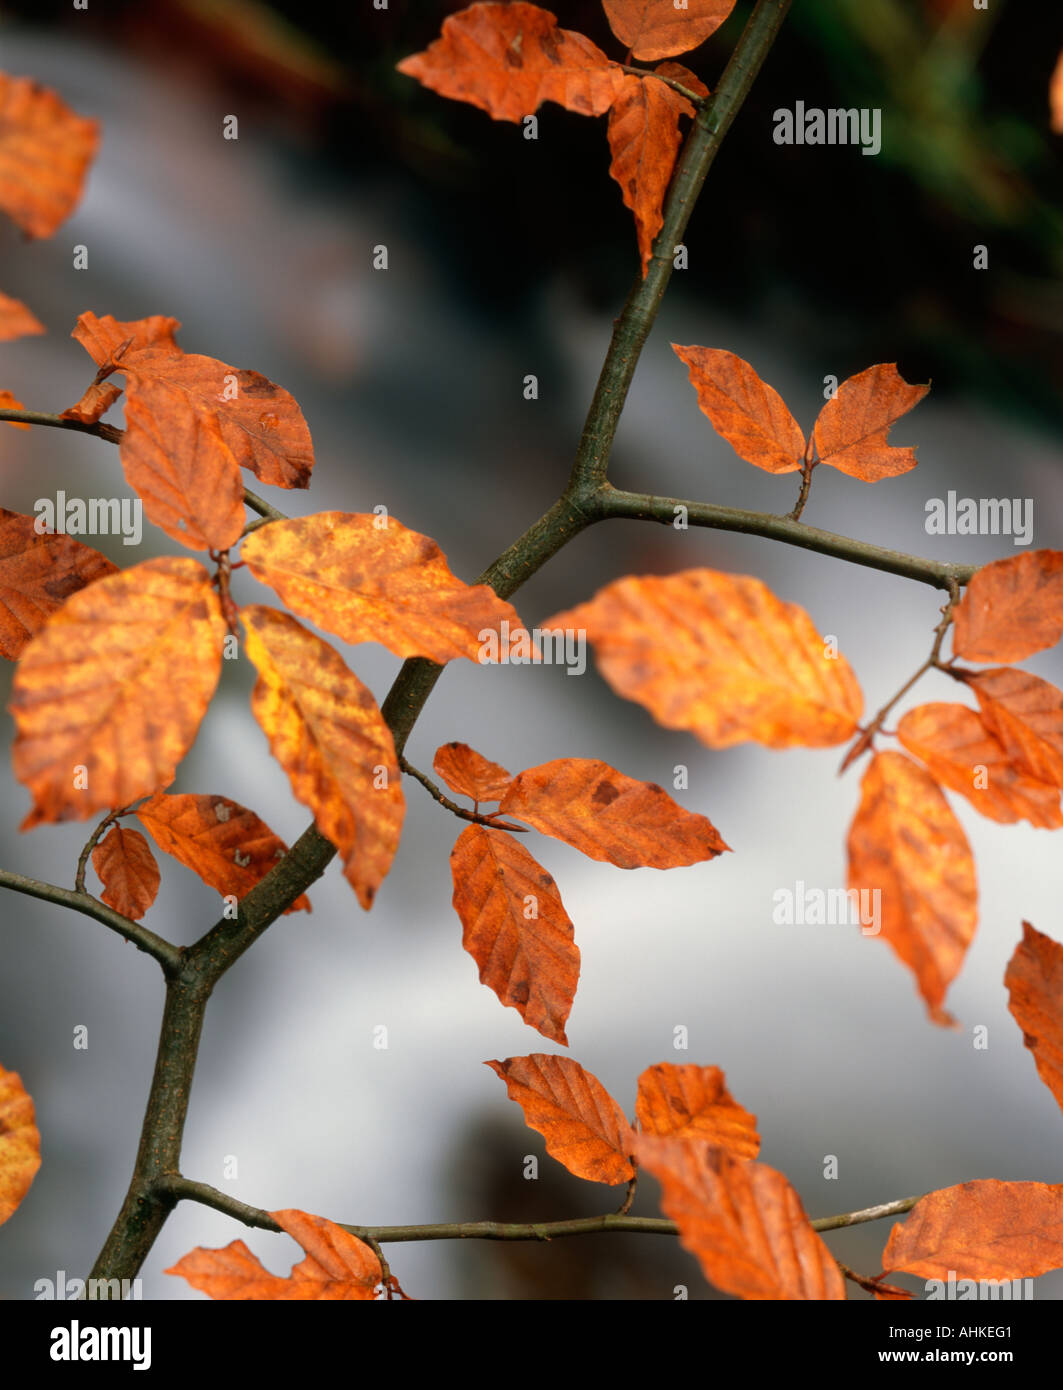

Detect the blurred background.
xmin=0 ymin=0 xmax=1061 ymax=1300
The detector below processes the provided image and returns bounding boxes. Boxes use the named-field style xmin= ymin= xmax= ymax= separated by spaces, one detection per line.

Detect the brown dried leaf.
xmin=120 ymin=382 xmax=246 ymax=551
xmin=91 ymin=826 xmax=160 ymax=920
xmin=637 ymin=1137 xmax=845 ymax=1299
xmin=240 ymin=606 xmax=404 ymax=910
xmin=397 ymin=3 xmax=627 ymax=123
xmin=603 ymin=0 xmax=736 ymax=61
xmin=499 ymin=757 xmax=729 ymax=868
xmin=635 ymin=1063 xmax=760 ymax=1157
xmin=607 ymin=70 xmax=703 ymax=278
xmin=812 ymin=363 xmax=929 ymax=481
xmin=897 ymin=702 xmax=1062 ymax=828
xmin=118 ymin=347 xmax=313 ymax=490
xmin=962 ymin=667 xmax=1063 ymax=790
xmin=59 ymin=381 xmax=123 ymax=426
xmin=0 ymin=508 xmax=118 ymax=659
xmin=0 ymin=292 xmax=44 ymax=342
xmin=452 ymin=825 xmax=578 ymax=1044
xmin=167 ymin=1208 xmax=382 ymax=1300
xmin=952 ymin=550 xmax=1063 ymax=664
xmin=0 ymin=1064 xmax=41 ymax=1226
xmin=241 ymin=511 xmax=522 ymax=663
xmin=1005 ymin=922 xmax=1063 ymax=1118
xmin=137 ymin=791 xmax=311 ymax=913
xmin=883 ymin=1180 xmax=1063 ymax=1282
xmin=0 ymin=75 xmax=99 ymax=238
xmin=847 ymin=751 xmax=977 ymax=1025
xmin=672 ymin=346 xmax=805 ymax=474
xmin=486 ymin=1054 xmax=635 ymax=1184
xmin=548 ymin=569 xmax=863 ymax=748
xmin=71 ymin=311 xmax=182 ymax=366
xmin=433 ymin=742 xmax=513 ymax=802
xmin=10 ymin=557 xmax=225 ymax=826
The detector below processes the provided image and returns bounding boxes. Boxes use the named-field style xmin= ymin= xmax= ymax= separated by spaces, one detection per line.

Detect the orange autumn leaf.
xmin=241 ymin=511 xmax=522 ymax=664
xmin=961 ymin=667 xmax=1063 ymax=790
xmin=0 ymin=1064 xmax=41 ymax=1226
xmin=0 ymin=74 xmax=99 ymax=238
xmin=1051 ymin=47 xmax=1063 ymax=133
xmin=0 ymin=509 xmax=118 ymax=659
xmin=0 ymin=389 xmax=30 ymax=428
xmin=883 ymin=1180 xmax=1063 ymax=1282
xmin=91 ymin=826 xmax=160 ymax=920
xmin=607 ymin=67 xmax=706 ymax=278
xmin=433 ymin=742 xmax=513 ymax=802
xmin=952 ymin=550 xmax=1063 ymax=664
xmin=847 ymin=751 xmax=977 ymax=1026
xmin=672 ymin=346 xmax=806 ymax=473
xmin=9 ymin=557 xmax=226 ymax=827
xmin=812 ymin=363 xmax=929 ymax=481
xmin=452 ymin=825 xmax=579 ymax=1044
xmin=0 ymin=292 xmax=44 ymax=342
xmin=548 ymin=569 xmax=862 ymax=749
xmin=136 ymin=791 xmax=311 ymax=914
xmin=240 ymin=606 xmax=404 ymax=910
xmin=120 ymin=382 xmax=245 ymax=551
xmin=71 ymin=310 xmax=182 ymax=366
xmin=486 ymin=1054 xmax=635 ymax=1184
xmin=1005 ymin=922 xmax=1063 ymax=1118
xmin=636 ymin=1137 xmax=845 ymax=1300
xmin=897 ymin=702 xmax=1062 ymax=829
xmin=397 ymin=3 xmax=627 ymax=124
xmin=116 ymin=347 xmax=313 ymax=490
xmin=603 ymin=0 xmax=736 ymax=62
xmin=59 ymin=381 xmax=123 ymax=426
xmin=167 ymin=1208 xmax=382 ymax=1300
xmin=635 ymin=1063 xmax=760 ymax=1157
xmin=499 ymin=757 xmax=729 ymax=868
xmin=0 ymin=509 xmax=118 ymax=660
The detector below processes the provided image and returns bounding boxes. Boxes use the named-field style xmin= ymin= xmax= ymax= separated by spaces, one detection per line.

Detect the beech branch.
xmin=0 ymin=867 xmax=180 ymax=972
xmin=156 ymin=1174 xmax=918 ymax=1244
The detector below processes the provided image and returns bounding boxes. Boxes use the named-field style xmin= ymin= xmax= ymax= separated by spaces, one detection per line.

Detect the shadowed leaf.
xmin=812 ymin=364 xmax=929 ymax=481
xmin=603 ymin=0 xmax=736 ymax=61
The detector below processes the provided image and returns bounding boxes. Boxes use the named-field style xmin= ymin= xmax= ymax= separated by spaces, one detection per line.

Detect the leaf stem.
xmin=398 ymin=757 xmax=526 ymax=831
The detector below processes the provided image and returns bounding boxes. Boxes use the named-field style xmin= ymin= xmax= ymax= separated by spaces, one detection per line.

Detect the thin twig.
xmin=398 ymin=757 xmax=526 ymax=831
xmin=157 ymin=1174 xmax=919 ymax=1244
xmin=838 ymin=580 xmax=962 ymax=773
xmin=74 ymin=807 xmax=129 ymax=894
xmin=617 ymin=63 xmax=707 ymax=106
xmin=0 ymin=867 xmax=181 ymax=973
